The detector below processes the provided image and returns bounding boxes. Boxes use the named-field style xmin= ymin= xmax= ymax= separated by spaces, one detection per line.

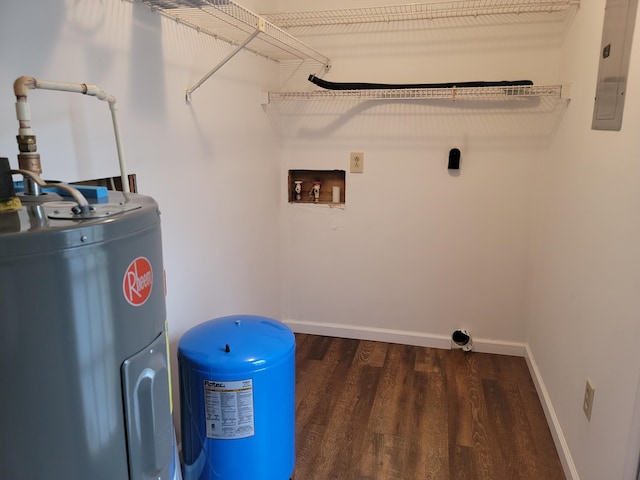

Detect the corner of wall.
xmin=525 ymin=344 xmax=579 ymax=480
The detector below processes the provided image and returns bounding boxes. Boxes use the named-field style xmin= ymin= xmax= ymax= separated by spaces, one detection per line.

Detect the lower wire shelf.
xmin=266 ymin=84 xmax=568 ymax=103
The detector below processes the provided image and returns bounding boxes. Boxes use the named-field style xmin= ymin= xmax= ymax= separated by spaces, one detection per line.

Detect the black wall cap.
xmin=448 ymin=148 xmax=461 ymax=170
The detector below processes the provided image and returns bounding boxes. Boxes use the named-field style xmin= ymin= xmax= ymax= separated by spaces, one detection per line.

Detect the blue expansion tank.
xmin=178 ymin=315 xmax=296 ymax=480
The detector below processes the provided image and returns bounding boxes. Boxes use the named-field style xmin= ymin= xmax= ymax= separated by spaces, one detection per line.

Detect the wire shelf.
xmin=138 ymin=0 xmax=331 ymax=67
xmin=267 ymin=84 xmax=566 ymax=102
xmin=263 ymin=0 xmax=580 ymax=28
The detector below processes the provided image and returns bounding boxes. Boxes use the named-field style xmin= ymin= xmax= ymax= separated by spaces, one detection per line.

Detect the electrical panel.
xmin=592 ymin=0 xmax=639 ymax=131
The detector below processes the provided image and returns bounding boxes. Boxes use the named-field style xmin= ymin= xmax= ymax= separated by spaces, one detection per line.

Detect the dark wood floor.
xmin=293 ymin=333 xmax=565 ymax=480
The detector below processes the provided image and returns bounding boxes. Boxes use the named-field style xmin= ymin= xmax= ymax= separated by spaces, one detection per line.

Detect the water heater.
xmin=0 ymin=187 xmax=177 ymax=479
xmin=0 ymin=77 xmax=180 ymax=479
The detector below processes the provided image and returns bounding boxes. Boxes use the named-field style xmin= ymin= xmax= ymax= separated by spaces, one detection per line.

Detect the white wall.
xmin=272 ymin=1 xmax=564 ymax=347
xmin=527 ymin=2 xmax=640 ymax=479
xmin=0 ymin=0 xmax=282 ymax=430
xmin=272 ymin=1 xmax=640 ymax=477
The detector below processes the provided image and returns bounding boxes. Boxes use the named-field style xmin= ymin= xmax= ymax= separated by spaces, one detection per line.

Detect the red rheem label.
xmin=123 ymin=257 xmax=153 ymax=306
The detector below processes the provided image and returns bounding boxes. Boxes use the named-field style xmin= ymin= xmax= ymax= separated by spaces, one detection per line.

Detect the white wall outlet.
xmin=350 ymin=152 xmax=364 ymax=173
xmin=583 ymin=379 xmax=595 ymax=421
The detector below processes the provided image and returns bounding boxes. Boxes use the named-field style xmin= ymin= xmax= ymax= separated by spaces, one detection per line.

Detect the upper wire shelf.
xmin=138 ymin=0 xmax=331 ymax=101
xmin=263 ymin=0 xmax=580 ymax=28
xmin=266 ymin=84 xmax=568 ymax=102
xmin=137 ymin=0 xmax=331 ymax=69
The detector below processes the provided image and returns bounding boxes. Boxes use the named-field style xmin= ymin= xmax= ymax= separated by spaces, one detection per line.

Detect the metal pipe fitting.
xmin=12 ymin=75 xmax=130 ymax=194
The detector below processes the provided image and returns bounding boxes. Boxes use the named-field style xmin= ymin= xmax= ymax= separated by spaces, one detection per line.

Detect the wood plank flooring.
xmin=293 ymin=334 xmax=565 ymax=480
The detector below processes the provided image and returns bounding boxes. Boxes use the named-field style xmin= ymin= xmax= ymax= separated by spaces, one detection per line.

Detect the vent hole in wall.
xmin=452 ymin=329 xmax=473 ymax=352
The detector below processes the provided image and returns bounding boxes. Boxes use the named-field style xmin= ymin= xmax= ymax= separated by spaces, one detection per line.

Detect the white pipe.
xmin=108 ymin=102 xmax=129 ymax=194
xmin=13 ymin=76 xmax=130 ymax=193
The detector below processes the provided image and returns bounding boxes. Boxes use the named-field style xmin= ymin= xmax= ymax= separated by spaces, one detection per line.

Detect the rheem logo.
xmin=123 ymin=257 xmax=153 ymax=306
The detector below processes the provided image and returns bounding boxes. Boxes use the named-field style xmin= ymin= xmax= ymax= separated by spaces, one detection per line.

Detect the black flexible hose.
xmin=308 ymin=74 xmax=533 ymax=90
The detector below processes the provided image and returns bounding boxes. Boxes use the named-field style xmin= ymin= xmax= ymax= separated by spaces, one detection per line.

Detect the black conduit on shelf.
xmin=308 ymin=74 xmax=534 ymax=90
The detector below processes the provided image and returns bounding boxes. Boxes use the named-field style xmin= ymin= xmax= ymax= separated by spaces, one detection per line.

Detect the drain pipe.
xmin=13 ymin=76 xmax=130 ymax=194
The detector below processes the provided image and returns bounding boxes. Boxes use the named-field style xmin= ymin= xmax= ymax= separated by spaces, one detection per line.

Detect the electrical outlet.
xmin=583 ymin=379 xmax=595 ymax=421
xmin=350 ymin=152 xmax=364 ymax=173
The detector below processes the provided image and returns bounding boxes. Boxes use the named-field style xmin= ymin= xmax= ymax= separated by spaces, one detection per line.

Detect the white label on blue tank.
xmin=203 ymin=379 xmax=255 ymax=439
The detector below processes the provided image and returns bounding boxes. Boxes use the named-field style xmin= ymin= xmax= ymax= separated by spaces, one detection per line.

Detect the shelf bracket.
xmin=185 ymin=17 xmax=266 ymax=103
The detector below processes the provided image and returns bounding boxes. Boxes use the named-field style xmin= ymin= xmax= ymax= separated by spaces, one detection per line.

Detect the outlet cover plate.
xmin=350 ymin=152 xmax=364 ymax=173
xmin=583 ymin=379 xmax=595 ymax=421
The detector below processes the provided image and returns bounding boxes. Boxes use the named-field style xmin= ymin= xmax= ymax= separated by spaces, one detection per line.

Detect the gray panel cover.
xmin=122 ymin=331 xmax=173 ymax=480
xmin=592 ymin=0 xmax=639 ymax=131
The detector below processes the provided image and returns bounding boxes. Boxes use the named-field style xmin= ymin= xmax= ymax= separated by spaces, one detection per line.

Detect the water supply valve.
xmin=310 ymin=181 xmax=321 ymax=203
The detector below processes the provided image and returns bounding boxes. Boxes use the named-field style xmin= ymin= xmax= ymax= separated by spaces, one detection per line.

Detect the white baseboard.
xmin=284 ymin=319 xmax=452 ymax=349
xmin=283 ymin=319 xmax=526 ymax=356
xmin=525 ymin=345 xmax=579 ymax=480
